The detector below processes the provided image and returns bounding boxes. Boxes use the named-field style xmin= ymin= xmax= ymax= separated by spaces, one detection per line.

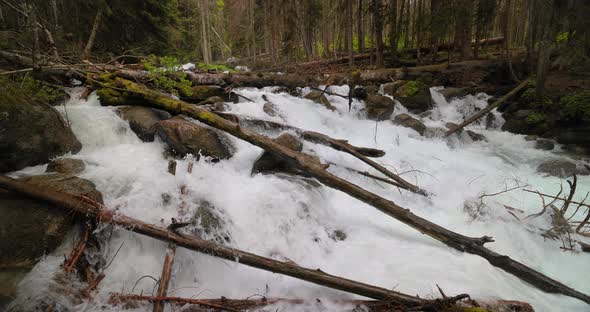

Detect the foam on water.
xmin=8 ymin=86 xmax=590 ymax=311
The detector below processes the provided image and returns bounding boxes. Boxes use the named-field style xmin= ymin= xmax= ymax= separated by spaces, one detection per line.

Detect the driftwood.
xmin=214 ymin=112 xmax=424 ymax=195
xmin=445 ymin=79 xmax=529 ymax=136
xmin=153 ymin=245 xmax=176 ymax=312
xmin=0 ymin=175 xmax=434 ymax=307
xmin=91 ymin=77 xmax=590 ymax=305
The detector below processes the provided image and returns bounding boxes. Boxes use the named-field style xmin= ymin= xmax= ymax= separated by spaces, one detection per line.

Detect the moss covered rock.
xmin=394 ymin=80 xmax=432 ymax=113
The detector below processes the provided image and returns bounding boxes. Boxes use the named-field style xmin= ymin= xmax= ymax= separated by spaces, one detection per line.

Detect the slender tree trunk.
xmin=49 ymin=0 xmax=58 ymax=29
xmin=82 ymin=6 xmax=103 ymax=61
xmin=347 ymin=0 xmax=354 ymax=67
xmin=389 ymin=0 xmax=398 ymax=64
xmin=357 ymin=0 xmax=364 ymax=53
xmin=200 ymin=0 xmax=211 ymax=64
xmin=430 ymin=0 xmax=441 ymax=64
xmin=416 ymin=0 xmax=423 ymax=63
xmin=373 ymin=0 xmax=384 ymax=67
xmin=535 ymin=1 xmax=556 ymax=98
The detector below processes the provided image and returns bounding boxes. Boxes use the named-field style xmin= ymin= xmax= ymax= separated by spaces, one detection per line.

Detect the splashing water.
xmin=7 ymin=85 xmax=590 ymax=312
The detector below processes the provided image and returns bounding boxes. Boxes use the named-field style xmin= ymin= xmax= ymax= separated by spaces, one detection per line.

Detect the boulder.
xmin=45 ymin=158 xmax=85 ymax=175
xmin=352 ymin=87 xmax=368 ymax=100
xmin=536 ymin=158 xmax=588 ymax=178
xmin=445 ymin=122 xmax=461 ymax=133
xmin=466 ymin=130 xmax=488 ymax=142
xmin=263 ymin=101 xmax=278 ymax=117
xmin=365 ymin=94 xmax=395 ymax=120
xmin=0 ymin=100 xmax=81 ymax=173
xmin=438 ymin=87 xmax=472 ymax=101
xmin=393 ymin=113 xmax=426 ymax=135
xmin=304 ymin=91 xmax=336 ymax=111
xmin=0 ymin=174 xmax=103 ymax=304
xmin=423 ymin=127 xmax=446 ymax=139
xmin=364 ymin=85 xmax=380 ymax=95
xmin=524 ymin=135 xmax=538 ymax=141
xmin=393 ymin=81 xmax=432 ymax=113
xmin=197 ymin=96 xmax=225 ymax=106
xmin=382 ymin=81 xmax=405 ymax=96
xmin=252 ymin=133 xmax=302 ymax=174
xmin=485 ymin=112 xmax=496 ymax=129
xmin=535 ymin=139 xmax=555 ymax=151
xmin=154 ymin=116 xmax=233 ymax=161
xmin=191 ymin=200 xmax=230 ymax=244
xmin=117 ymin=106 xmax=171 ymax=142
xmin=554 ymin=126 xmax=590 ymax=150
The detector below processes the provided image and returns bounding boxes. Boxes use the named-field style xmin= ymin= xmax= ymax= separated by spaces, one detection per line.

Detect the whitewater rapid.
xmin=8 ymin=86 xmax=590 ymax=311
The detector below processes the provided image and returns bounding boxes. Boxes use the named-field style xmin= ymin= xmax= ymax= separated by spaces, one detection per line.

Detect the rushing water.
xmin=7 ymin=85 xmax=590 ymax=312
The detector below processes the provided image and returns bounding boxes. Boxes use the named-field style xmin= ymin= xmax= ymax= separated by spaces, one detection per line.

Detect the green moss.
xmin=142 ymin=55 xmax=193 ymax=97
xmin=559 ymin=91 xmax=590 ymax=123
xmin=403 ymin=80 xmax=422 ymax=97
xmin=526 ymin=111 xmax=547 ymax=124
xmin=195 ymin=62 xmax=233 ymax=72
xmin=0 ymin=76 xmax=67 ymax=105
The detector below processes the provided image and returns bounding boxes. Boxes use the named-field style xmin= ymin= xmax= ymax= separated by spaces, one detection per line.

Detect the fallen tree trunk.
xmin=214 ymin=113 xmax=423 ymax=194
xmin=445 ymin=79 xmax=529 ymax=136
xmin=0 ymin=175 xmax=430 ymax=306
xmin=92 ymin=76 xmax=590 ymax=305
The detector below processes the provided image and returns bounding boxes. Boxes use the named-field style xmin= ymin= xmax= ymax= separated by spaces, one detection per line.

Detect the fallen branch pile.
xmin=79 ymin=76 xmax=590 ymax=305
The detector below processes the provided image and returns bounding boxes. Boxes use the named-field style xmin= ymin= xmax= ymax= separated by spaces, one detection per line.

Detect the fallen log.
xmin=153 ymin=244 xmax=176 ymax=312
xmin=92 ymin=76 xmax=590 ymax=305
xmin=0 ymin=175 xmax=431 ymax=306
xmin=445 ymin=79 xmax=529 ymax=136
xmin=214 ymin=113 xmax=422 ymax=194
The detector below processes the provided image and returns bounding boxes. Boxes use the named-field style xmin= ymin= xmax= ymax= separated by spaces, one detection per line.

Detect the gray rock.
xmin=536 ymin=158 xmax=588 ymax=178
xmin=466 ymin=130 xmax=488 ymax=142
xmin=393 ymin=113 xmax=426 ymax=136
xmin=46 ymin=158 xmax=85 ymax=175
xmin=364 ymin=85 xmax=380 ymax=95
xmin=0 ymin=100 xmax=81 ymax=173
xmin=393 ymin=82 xmax=433 ymax=113
xmin=198 ymin=96 xmax=225 ymax=105
xmin=263 ymin=101 xmax=278 ymax=117
xmin=423 ymin=127 xmax=447 ymax=139
xmin=439 ymin=87 xmax=471 ymax=101
xmin=535 ymin=139 xmax=555 ymax=151
xmin=117 ymin=106 xmax=171 ymax=142
xmin=155 ymin=116 xmax=233 ymax=161
xmin=252 ymin=133 xmax=302 ymax=174
xmin=191 ymin=200 xmax=230 ymax=244
xmin=382 ymin=81 xmax=405 ymax=96
xmin=524 ymin=135 xmax=538 ymax=141
xmin=365 ymin=95 xmax=395 ymax=120
xmin=304 ymin=91 xmax=336 ymax=111
xmin=0 ymin=174 xmax=103 ymax=304
xmin=182 ymin=85 xmax=225 ymax=103
xmin=485 ymin=113 xmax=496 ymax=129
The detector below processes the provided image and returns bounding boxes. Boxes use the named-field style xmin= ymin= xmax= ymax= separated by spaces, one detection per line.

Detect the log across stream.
xmin=3 ymin=84 xmax=590 ymax=311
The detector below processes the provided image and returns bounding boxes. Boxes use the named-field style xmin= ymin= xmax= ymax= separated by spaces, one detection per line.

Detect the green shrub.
xmin=526 ymin=111 xmax=546 ymax=124
xmin=142 ymin=55 xmax=192 ymax=97
xmin=560 ymin=91 xmax=590 ymax=122
xmin=404 ymin=80 xmax=421 ymax=97
xmin=0 ymin=76 xmax=66 ymax=105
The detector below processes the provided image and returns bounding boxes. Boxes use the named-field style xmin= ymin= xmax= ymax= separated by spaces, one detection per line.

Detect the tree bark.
xmin=389 ymin=0 xmax=398 ymax=64
xmin=90 ymin=76 xmax=590 ymax=305
xmin=0 ymin=175 xmax=428 ymax=306
xmin=153 ymin=245 xmax=176 ymax=312
xmin=372 ymin=0 xmax=384 ymax=67
xmin=82 ymin=5 xmax=104 ymax=61
xmin=357 ymin=0 xmax=364 ymax=53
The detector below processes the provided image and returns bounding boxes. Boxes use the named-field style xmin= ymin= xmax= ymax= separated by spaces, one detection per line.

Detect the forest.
xmin=0 ymin=1 xmax=590 ymax=312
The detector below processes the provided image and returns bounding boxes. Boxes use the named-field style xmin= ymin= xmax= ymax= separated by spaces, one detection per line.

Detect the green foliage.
xmin=559 ymin=91 xmax=590 ymax=122
xmin=526 ymin=111 xmax=547 ymax=125
xmin=521 ymin=85 xmax=554 ymax=111
xmin=143 ymin=55 xmax=192 ymax=97
xmin=195 ymin=62 xmax=233 ymax=72
xmin=556 ymin=31 xmax=575 ymax=43
xmin=0 ymin=76 xmax=66 ymax=105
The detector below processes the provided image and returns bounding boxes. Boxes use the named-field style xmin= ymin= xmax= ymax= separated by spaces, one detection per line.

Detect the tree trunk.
xmin=454 ymin=0 xmax=474 ymax=60
xmin=82 ymin=5 xmax=104 ymax=61
xmin=535 ymin=0 xmax=556 ymax=98
xmin=0 ymin=176 xmax=429 ymax=306
xmin=372 ymin=0 xmax=384 ymax=67
xmin=200 ymin=0 xmax=211 ymax=64
xmin=29 ymin=4 xmax=40 ymax=71
xmin=91 ymin=76 xmax=590 ymax=305
xmin=430 ymin=0 xmax=442 ymax=64
xmin=416 ymin=0 xmax=423 ymax=63
xmin=389 ymin=0 xmax=398 ymax=64
xmin=347 ymin=0 xmax=354 ymax=67
xmin=357 ymin=0 xmax=364 ymax=53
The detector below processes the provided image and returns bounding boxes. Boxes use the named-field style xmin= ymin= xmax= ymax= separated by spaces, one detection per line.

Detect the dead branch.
xmin=110 ymin=294 xmax=240 ymax=312
xmin=86 ymin=77 xmax=590 ymax=304
xmin=445 ymin=79 xmax=529 ymax=136
xmin=0 ymin=175 xmax=429 ymax=306
xmin=64 ymin=225 xmax=89 ymax=273
xmin=523 ymin=189 xmax=590 ymax=209
xmin=153 ymin=245 xmax=176 ymax=312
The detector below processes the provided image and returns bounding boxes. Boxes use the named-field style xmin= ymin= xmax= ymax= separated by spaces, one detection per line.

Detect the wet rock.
xmin=445 ymin=122 xmax=461 ymax=133
xmin=393 ymin=113 xmax=426 ymax=135
xmin=352 ymin=86 xmax=368 ymax=100
xmin=418 ymin=110 xmax=433 ymax=119
xmin=423 ymin=127 xmax=447 ymax=139
xmin=154 ymin=116 xmax=233 ymax=161
xmin=191 ymin=200 xmax=230 ymax=244
xmin=382 ymin=81 xmax=405 ymax=96
xmin=0 ymin=100 xmax=81 ymax=173
xmin=393 ymin=81 xmax=432 ymax=113
xmin=365 ymin=94 xmax=395 ymax=120
xmin=198 ymin=96 xmax=225 ymax=106
xmin=535 ymin=139 xmax=555 ymax=151
xmin=438 ymin=87 xmax=472 ymax=101
xmin=45 ymin=158 xmax=85 ymax=175
xmin=252 ymin=133 xmax=302 ymax=175
xmin=212 ymin=102 xmax=226 ymax=112
xmin=330 ymin=230 xmax=347 ymax=241
xmin=524 ymin=135 xmax=538 ymax=141
xmin=536 ymin=158 xmax=588 ymax=178
xmin=304 ymin=91 xmax=336 ymax=111
xmin=364 ymin=85 xmax=380 ymax=95
xmin=466 ymin=130 xmax=488 ymax=142
xmin=117 ymin=106 xmax=171 ymax=142
xmin=0 ymin=174 xmax=103 ymax=303
xmin=263 ymin=101 xmax=278 ymax=117
xmin=554 ymin=126 xmax=590 ymax=151
xmin=485 ymin=112 xmax=496 ymax=129
xmin=483 ymin=300 xmax=535 ymax=312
